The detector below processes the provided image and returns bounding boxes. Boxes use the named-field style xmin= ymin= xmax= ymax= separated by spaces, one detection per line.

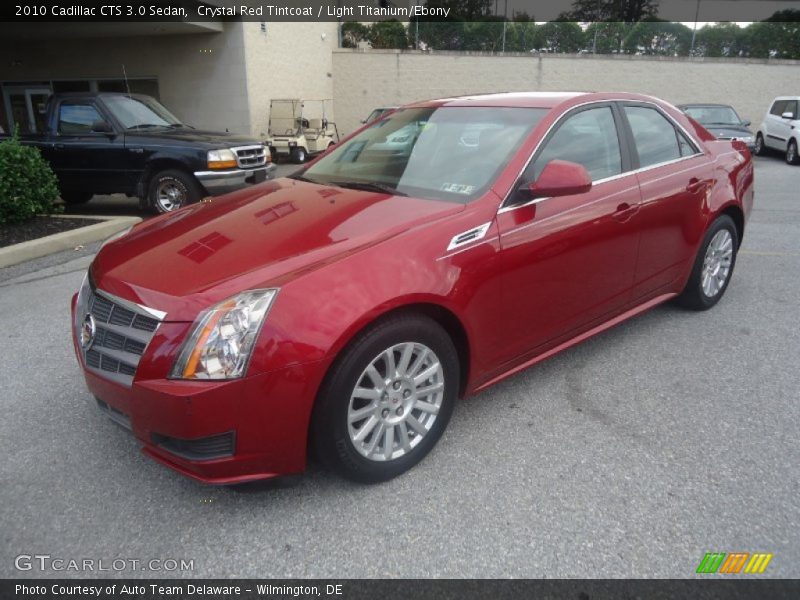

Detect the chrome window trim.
xmin=497 ymin=98 xmax=706 ymax=215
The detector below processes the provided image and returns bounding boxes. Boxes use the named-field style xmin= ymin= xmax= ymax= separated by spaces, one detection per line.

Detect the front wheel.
xmin=312 ymin=314 xmax=459 ymax=483
xmin=676 ymin=215 xmax=739 ymax=311
xmin=148 ymin=169 xmax=202 ymax=214
xmin=290 ymin=147 xmax=307 ymax=164
xmin=753 ymin=133 xmax=766 ymax=156
xmin=786 ymin=140 xmax=799 ymax=165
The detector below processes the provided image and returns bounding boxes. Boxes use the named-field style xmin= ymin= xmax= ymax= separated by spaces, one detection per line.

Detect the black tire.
xmin=312 ymin=314 xmax=459 ymax=483
xmin=148 ymin=169 xmax=202 ymax=214
xmin=676 ymin=215 xmax=739 ymax=311
xmin=786 ymin=139 xmax=799 ymax=165
xmin=753 ymin=133 xmax=766 ymax=156
xmin=290 ymin=147 xmax=307 ymax=164
xmin=60 ymin=191 xmax=93 ymax=205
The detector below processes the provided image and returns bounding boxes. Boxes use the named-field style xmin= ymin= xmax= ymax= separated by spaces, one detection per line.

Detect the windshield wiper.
xmin=288 ymin=173 xmax=319 ymax=184
xmin=331 ymin=180 xmax=407 ymax=196
xmin=126 ymin=124 xmax=168 ymax=130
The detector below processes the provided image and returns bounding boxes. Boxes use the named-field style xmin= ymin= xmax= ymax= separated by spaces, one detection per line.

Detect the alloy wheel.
xmin=347 ymin=342 xmax=444 ymax=462
xmin=701 ymin=229 xmax=734 ymax=298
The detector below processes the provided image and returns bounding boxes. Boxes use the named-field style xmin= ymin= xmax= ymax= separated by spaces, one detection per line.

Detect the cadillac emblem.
xmin=80 ymin=314 xmax=96 ymax=350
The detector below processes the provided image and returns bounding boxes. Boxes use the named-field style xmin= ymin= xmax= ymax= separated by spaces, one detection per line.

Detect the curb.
xmin=0 ymin=215 xmax=142 ymax=269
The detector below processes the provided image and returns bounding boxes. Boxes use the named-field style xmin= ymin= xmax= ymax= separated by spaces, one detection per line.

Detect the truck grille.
xmin=76 ymin=281 xmax=163 ymax=387
xmin=233 ymin=145 xmax=267 ymax=169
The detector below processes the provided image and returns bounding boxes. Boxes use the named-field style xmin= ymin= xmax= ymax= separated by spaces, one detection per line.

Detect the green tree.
xmin=504 ymin=20 xmax=541 ymax=52
xmin=623 ymin=20 xmax=693 ymax=56
xmin=341 ymin=22 xmax=369 ymax=48
xmin=368 ymin=20 xmax=409 ymax=49
xmin=538 ymin=21 xmax=586 ymax=53
xmin=463 ymin=17 xmax=506 ymax=51
xmin=412 ymin=0 xmax=493 ymax=50
xmin=560 ymin=0 xmax=659 ymax=22
xmin=694 ymin=23 xmax=746 ymax=57
xmin=585 ymin=21 xmax=634 ymax=53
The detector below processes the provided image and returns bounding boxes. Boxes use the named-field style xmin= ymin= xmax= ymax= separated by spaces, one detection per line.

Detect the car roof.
xmin=49 ymin=91 xmax=151 ymax=100
xmin=406 ymin=91 xmax=669 ymax=110
xmin=772 ymin=96 xmax=800 ymax=101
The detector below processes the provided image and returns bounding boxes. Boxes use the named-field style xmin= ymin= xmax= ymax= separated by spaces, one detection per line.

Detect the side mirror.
xmin=781 ymin=112 xmax=795 ymax=120
xmin=524 ymin=160 xmax=592 ymax=199
xmin=360 ymin=119 xmax=367 ymax=124
xmin=91 ymin=120 xmax=113 ymax=134
xmin=741 ymin=119 xmax=751 ymax=127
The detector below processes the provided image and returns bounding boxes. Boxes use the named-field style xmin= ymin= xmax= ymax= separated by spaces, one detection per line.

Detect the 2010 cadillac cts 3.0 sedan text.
xmin=72 ymin=92 xmax=754 ymax=484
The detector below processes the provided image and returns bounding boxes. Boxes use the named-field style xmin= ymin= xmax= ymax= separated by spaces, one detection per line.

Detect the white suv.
xmin=755 ymin=96 xmax=800 ymax=165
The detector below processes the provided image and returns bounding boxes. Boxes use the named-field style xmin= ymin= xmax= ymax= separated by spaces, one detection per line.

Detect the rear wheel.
xmin=60 ymin=191 xmax=93 ymax=205
xmin=312 ymin=314 xmax=459 ymax=483
xmin=291 ymin=147 xmax=307 ymax=164
xmin=676 ymin=215 xmax=738 ymax=311
xmin=786 ymin=139 xmax=799 ymax=165
xmin=148 ymin=169 xmax=202 ymax=214
xmin=753 ymin=133 xmax=766 ymax=156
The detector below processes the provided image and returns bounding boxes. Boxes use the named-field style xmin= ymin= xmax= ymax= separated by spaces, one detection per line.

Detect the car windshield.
xmin=684 ymin=106 xmax=741 ymax=126
xmin=299 ymin=106 xmax=548 ymax=203
xmin=103 ymin=95 xmax=183 ymax=130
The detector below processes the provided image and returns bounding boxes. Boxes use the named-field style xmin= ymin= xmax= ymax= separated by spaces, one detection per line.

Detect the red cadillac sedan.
xmin=72 ymin=92 xmax=754 ymax=484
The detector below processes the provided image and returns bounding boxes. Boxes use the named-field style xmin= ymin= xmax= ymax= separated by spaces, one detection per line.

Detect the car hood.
xmin=91 ymin=178 xmax=464 ymax=321
xmin=703 ymin=125 xmax=753 ymax=139
xmin=126 ymin=128 xmax=261 ymax=148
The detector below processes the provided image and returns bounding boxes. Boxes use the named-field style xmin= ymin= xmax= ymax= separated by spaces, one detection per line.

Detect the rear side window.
xmin=624 ymin=106 xmax=684 ymax=168
xmin=531 ymin=106 xmax=622 ymax=182
xmin=58 ymin=102 xmax=102 ymax=134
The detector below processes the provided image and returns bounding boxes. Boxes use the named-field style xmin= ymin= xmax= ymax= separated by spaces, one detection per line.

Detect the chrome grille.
xmin=76 ymin=281 xmax=163 ymax=387
xmin=233 ymin=145 xmax=267 ymax=169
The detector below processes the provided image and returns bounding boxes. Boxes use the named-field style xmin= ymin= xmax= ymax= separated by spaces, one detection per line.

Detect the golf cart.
xmin=266 ymin=99 xmax=339 ymax=164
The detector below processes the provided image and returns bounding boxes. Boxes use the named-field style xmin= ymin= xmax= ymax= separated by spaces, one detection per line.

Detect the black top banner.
xmin=2 ymin=0 xmax=800 ymax=23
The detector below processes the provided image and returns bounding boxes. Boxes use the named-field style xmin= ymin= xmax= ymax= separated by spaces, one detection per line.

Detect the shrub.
xmin=0 ymin=130 xmax=61 ymax=224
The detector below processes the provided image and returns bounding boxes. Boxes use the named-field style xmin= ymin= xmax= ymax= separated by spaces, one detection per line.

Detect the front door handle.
xmin=54 ymin=143 xmax=65 ymax=150
xmin=686 ymin=178 xmax=705 ymax=193
xmin=613 ymin=202 xmax=639 ymax=222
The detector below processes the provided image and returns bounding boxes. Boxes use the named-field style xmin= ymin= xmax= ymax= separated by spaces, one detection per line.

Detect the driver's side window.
xmin=529 ymin=106 xmax=622 ymax=182
xmin=58 ymin=102 xmax=102 ymax=135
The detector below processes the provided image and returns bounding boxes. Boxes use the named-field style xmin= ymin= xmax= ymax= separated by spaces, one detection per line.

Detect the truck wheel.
xmin=148 ymin=169 xmax=202 ymax=214
xmin=291 ymin=147 xmax=307 ymax=164
xmin=60 ymin=191 xmax=93 ymax=205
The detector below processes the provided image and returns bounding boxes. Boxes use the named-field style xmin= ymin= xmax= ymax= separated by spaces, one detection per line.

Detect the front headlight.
xmin=207 ymin=148 xmax=238 ymax=170
xmin=170 ymin=289 xmax=279 ymax=380
xmin=739 ymin=136 xmax=754 ymax=144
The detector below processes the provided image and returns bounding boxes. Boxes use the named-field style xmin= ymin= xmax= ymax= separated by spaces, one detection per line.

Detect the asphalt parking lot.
xmin=1 ymin=156 xmax=798 ymax=579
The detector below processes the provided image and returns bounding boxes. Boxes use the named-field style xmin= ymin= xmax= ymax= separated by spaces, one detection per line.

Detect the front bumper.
xmin=72 ymin=295 xmax=329 ymax=485
xmin=194 ymin=163 xmax=276 ymax=196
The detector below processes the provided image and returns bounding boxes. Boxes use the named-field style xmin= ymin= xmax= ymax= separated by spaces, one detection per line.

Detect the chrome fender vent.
xmin=447 ymin=222 xmax=491 ymax=252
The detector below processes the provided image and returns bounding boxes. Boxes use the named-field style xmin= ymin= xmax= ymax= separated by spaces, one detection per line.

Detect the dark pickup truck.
xmin=2 ymin=92 xmax=275 ymax=213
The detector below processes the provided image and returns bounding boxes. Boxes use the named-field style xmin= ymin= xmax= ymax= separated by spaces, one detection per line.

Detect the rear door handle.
xmin=613 ymin=202 xmax=639 ymax=222
xmin=54 ymin=143 xmax=65 ymax=150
